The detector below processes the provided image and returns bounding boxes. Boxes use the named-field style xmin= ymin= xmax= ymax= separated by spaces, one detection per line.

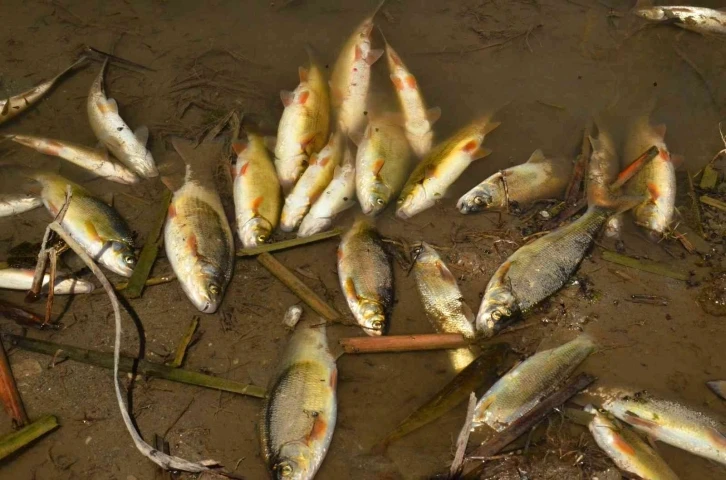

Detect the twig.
xmin=687 ymin=171 xmax=705 ymax=238
xmin=700 ymin=195 xmax=726 ymax=212
xmin=564 ymin=120 xmax=593 ymax=204
xmin=115 ymin=274 xmax=176 ymax=291
xmin=44 ymin=248 xmax=58 ymax=325
xmin=0 ymin=414 xmax=59 ymax=460
xmin=600 ymin=250 xmax=689 ymax=281
xmin=450 ymin=393 xmax=477 ymax=479
xmin=626 ymin=294 xmax=668 ymax=306
xmin=0 ymin=337 xmax=29 ymax=428
xmin=236 ymin=229 xmax=342 ymax=257
xmin=609 ymin=146 xmax=659 ymax=191
xmin=542 ymin=198 xmax=587 ymax=231
xmin=166 ymin=317 xmax=199 ymax=368
xmin=0 ymin=300 xmax=59 ymax=330
xmin=84 ymin=46 xmax=156 ymax=72
xmin=340 ymin=333 xmax=468 ymax=354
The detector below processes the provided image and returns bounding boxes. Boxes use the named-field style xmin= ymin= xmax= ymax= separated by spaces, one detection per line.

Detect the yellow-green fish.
xmin=588 ymin=126 xmax=623 ymax=239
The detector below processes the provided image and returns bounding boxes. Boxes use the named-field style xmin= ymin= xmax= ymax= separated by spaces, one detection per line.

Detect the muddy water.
xmin=1 ymin=0 xmax=725 ymax=479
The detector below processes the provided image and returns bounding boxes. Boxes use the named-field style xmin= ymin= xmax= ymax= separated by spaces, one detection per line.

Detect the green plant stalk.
xmin=237 ymin=228 xmax=342 ymax=257
xmin=0 ymin=414 xmax=59 ymax=460
xmin=601 ymin=250 xmax=689 ymax=281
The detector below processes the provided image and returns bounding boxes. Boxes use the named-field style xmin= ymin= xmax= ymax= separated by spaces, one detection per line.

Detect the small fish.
xmin=337 ymin=217 xmax=393 ymax=335
xmin=633 ymin=1 xmax=726 ymax=36
xmin=355 ymin=114 xmax=412 ymax=215
xmin=0 ymin=193 xmax=42 ymax=217
xmin=585 ymin=405 xmax=680 ymax=480
xmin=472 ymin=335 xmax=595 ymax=431
xmin=298 ymin=145 xmax=356 ymax=237
xmin=708 ymin=380 xmax=726 ymax=401
xmin=281 ymin=131 xmax=343 ymax=232
xmin=457 ymin=149 xmax=572 ymax=213
xmin=275 ymin=45 xmax=331 ymax=192
xmin=260 ymin=321 xmax=337 ymax=480
xmin=231 ymin=132 xmax=281 ymax=248
xmin=397 ymin=116 xmax=500 ymax=219
xmin=588 ymin=126 xmax=623 ymax=239
xmin=164 ymin=138 xmax=234 ymax=313
xmin=0 ymin=57 xmax=86 ymax=125
xmin=384 ymin=42 xmax=440 ymax=158
xmin=5 ymin=134 xmax=138 ymax=185
xmin=0 ymin=267 xmax=94 ymax=294
xmin=87 ymin=60 xmax=157 ymax=178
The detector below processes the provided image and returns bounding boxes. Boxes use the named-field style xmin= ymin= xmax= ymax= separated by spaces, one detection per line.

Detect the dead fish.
xmin=457 ymin=149 xmax=572 ymax=213
xmin=585 ymin=405 xmax=680 ymax=480
xmin=87 ymin=60 xmax=157 ymax=178
xmin=164 ymin=138 xmax=234 ymax=313
xmin=260 ymin=321 xmax=337 ymax=480
xmin=275 ymin=45 xmax=331 ymax=192
xmin=355 ymin=114 xmax=412 ymax=215
xmin=472 ymin=335 xmax=595 ymax=431
xmin=397 ymin=116 xmax=500 ymax=219
xmin=281 ymin=131 xmax=343 ymax=232
xmin=298 ymin=144 xmax=356 ymax=237
xmin=588 ymin=126 xmax=623 ymax=239
xmin=384 ymin=41 xmax=440 ymax=158
xmin=337 ymin=217 xmax=393 ymax=336
xmin=633 ymin=1 xmax=726 ymax=36
xmin=231 ymin=131 xmax=281 ymax=248
xmin=0 ymin=267 xmax=94 ymax=294
xmin=5 ymin=134 xmax=138 ymax=185
xmin=0 ymin=193 xmax=42 ymax=217
xmin=0 ymin=57 xmax=86 ymax=125
xmin=708 ymin=381 xmax=726 ymax=401
xmin=329 ymin=1 xmax=385 ymax=142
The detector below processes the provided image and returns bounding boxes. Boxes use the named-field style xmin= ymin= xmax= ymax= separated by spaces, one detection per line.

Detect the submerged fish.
xmin=231 ymin=132 xmax=281 ymax=247
xmin=0 ymin=267 xmax=94 ymax=294
xmin=0 ymin=193 xmax=42 ymax=217
xmin=708 ymin=380 xmax=726 ymax=401
xmin=260 ymin=321 xmax=337 ymax=480
xmin=472 ymin=335 xmax=595 ymax=431
xmin=87 ymin=60 xmax=157 ymax=178
xmin=6 ymin=134 xmax=138 ymax=185
xmin=337 ymin=218 xmax=393 ymax=335
xmin=633 ymin=1 xmax=726 ymax=36
xmin=355 ymin=115 xmax=412 ymax=215
xmin=281 ymin=131 xmax=343 ymax=232
xmin=457 ymin=149 xmax=571 ymax=213
xmin=164 ymin=138 xmax=234 ymax=313
xmin=275 ymin=46 xmax=331 ymax=192
xmin=585 ymin=405 xmax=680 ymax=480
xmin=397 ymin=116 xmax=500 ymax=219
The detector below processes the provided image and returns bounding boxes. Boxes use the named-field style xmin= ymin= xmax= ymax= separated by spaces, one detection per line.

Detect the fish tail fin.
xmin=171 ymin=137 xmax=224 ymax=185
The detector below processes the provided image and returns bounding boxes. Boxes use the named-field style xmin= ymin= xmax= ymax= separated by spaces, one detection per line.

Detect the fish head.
xmin=239 ymin=216 xmax=274 ymax=247
xmin=280 ymin=198 xmax=309 ymax=232
xmin=633 ymin=7 xmax=666 ymax=21
xmin=457 ymin=181 xmax=503 ymax=213
xmin=187 ymin=262 xmax=226 ymax=313
xmin=633 ymin=203 xmax=668 ymax=241
xmin=359 ymin=300 xmax=387 ymax=336
xmin=297 ymin=216 xmax=331 ymax=238
xmin=396 ymin=184 xmax=433 ymax=219
xmin=360 ymin=179 xmax=391 ymax=215
xmin=272 ymin=442 xmax=314 ymax=480
xmin=100 ymin=241 xmax=137 ymax=277
xmin=476 ymin=274 xmax=518 ymax=337
xmin=410 ymin=241 xmax=438 ymax=265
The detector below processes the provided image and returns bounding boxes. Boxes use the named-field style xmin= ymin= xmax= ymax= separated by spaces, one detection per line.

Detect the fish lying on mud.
xmin=457 ymin=149 xmax=572 ymax=213
xmin=337 ymin=217 xmax=393 ymax=336
xmin=397 ymin=115 xmax=500 ymax=219
xmin=0 ymin=193 xmax=42 ymax=217
xmin=87 ymin=60 xmax=157 ymax=179
xmin=275 ymin=46 xmax=330 ymax=192
xmin=164 ymin=138 xmax=234 ymax=313
xmin=471 ymin=335 xmax=594 ymax=431
xmin=588 ymin=126 xmax=623 ymax=239
xmin=633 ymin=1 xmax=726 ymax=36
xmin=260 ymin=321 xmax=337 ymax=480
xmin=0 ymin=267 xmax=94 ymax=294
xmin=585 ymin=405 xmax=680 ymax=480
xmin=231 ymin=131 xmax=281 ymax=248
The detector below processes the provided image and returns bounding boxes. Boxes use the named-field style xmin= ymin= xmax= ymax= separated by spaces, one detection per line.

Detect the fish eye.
xmin=371 ymin=319 xmax=383 ymax=330
xmin=491 ymin=310 xmax=502 ymax=321
xmin=473 ymin=196 xmax=484 ymax=206
xmin=123 ymin=255 xmax=136 ymax=266
xmin=256 ymin=234 xmax=267 ymax=243
xmin=412 ymin=246 xmax=422 ymax=256
xmin=503 ymin=308 xmax=512 ymax=316
xmin=208 ymin=283 xmax=220 ymax=296
xmin=277 ymin=463 xmax=293 ymax=477
xmin=376 ymin=198 xmax=385 ymax=205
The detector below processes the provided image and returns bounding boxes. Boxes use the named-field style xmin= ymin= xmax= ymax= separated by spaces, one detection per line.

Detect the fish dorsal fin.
xmin=526 ymin=149 xmax=547 ymax=164
xmin=231 ymin=140 xmax=247 ymax=156
xmin=280 ymin=90 xmax=294 ymax=107
xmin=366 ymin=49 xmax=384 ymax=66
xmin=299 ymin=66 xmax=309 ymax=83
xmin=106 ymin=98 xmax=119 ymax=113
xmin=134 ymin=125 xmax=149 ymax=146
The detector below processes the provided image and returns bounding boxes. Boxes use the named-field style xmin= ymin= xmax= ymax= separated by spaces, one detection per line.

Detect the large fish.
xmin=585 ymin=405 xmax=680 ymax=480
xmin=457 ymin=149 xmax=572 ymax=213
xmin=5 ymin=134 xmax=138 ymax=185
xmin=472 ymin=335 xmax=594 ymax=431
xmin=87 ymin=60 xmax=157 ymax=178
xmin=588 ymin=126 xmax=623 ymax=239
xmin=396 ymin=116 xmax=500 ymax=219
xmin=164 ymin=138 xmax=234 ymax=313
xmin=355 ymin=115 xmax=412 ymax=215
xmin=633 ymin=1 xmax=726 ymax=36
xmin=274 ymin=46 xmax=331 ymax=192
xmin=0 ymin=193 xmax=42 ymax=217
xmin=260 ymin=321 xmax=337 ymax=480
xmin=337 ymin=218 xmax=393 ymax=336
xmin=231 ymin=131 xmax=281 ymax=248
xmin=0 ymin=267 xmax=94 ymax=294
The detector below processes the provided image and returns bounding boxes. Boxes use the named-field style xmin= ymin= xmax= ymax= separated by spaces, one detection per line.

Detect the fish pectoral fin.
xmin=366 ymin=49 xmax=384 ymax=66
xmin=646 ymin=182 xmax=660 ymax=202
xmin=231 ymin=140 xmax=248 ymax=156
xmin=84 ymin=221 xmax=102 ymax=242
xmin=304 ymin=412 xmax=328 ymax=445
xmin=372 ymin=158 xmax=385 ymax=177
xmin=435 ymin=261 xmax=457 ymax=284
xmin=343 ymin=277 xmax=359 ymax=301
xmin=426 ymin=107 xmax=441 ymax=125
xmin=134 ymin=125 xmax=149 ymax=146
xmin=250 ymin=196 xmax=264 ymax=214
xmin=620 ymin=410 xmax=659 ymax=431
xmin=526 ymin=149 xmax=547 ymax=164
xmin=186 ymin=234 xmax=199 ymax=257
xmin=300 ymin=133 xmax=318 ymax=154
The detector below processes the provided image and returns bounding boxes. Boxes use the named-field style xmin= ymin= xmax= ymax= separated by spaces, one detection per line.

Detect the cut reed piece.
xmin=700 ymin=195 xmax=726 ymax=213
xmin=609 ymin=145 xmax=658 ymax=191
xmin=115 ymin=274 xmax=176 ymax=291
xmin=167 ymin=316 xmax=199 ymax=368
xmin=340 ymin=333 xmax=469 ymax=354
xmin=0 ymin=337 xmax=29 ymax=428
xmin=600 ymin=250 xmax=689 ymax=281
xmin=0 ymin=414 xmax=59 ymax=460
xmin=236 ymin=228 xmax=342 ymax=257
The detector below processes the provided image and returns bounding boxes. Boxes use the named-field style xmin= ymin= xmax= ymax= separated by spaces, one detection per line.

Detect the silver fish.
xmin=0 ymin=193 xmax=42 ymax=217
xmin=0 ymin=267 xmax=94 ymax=294
xmin=633 ymin=1 xmax=726 ymax=36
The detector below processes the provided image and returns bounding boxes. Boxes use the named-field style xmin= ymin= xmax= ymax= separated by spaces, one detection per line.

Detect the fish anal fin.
xmin=481 ymin=121 xmax=501 ymax=136
xmin=366 ymin=49 xmax=384 ymax=66
xmin=426 ymin=107 xmax=441 ymax=124
xmin=106 ymin=98 xmax=119 ymax=113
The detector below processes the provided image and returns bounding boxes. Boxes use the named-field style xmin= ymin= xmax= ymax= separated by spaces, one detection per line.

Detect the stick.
xmin=124 ymin=190 xmax=172 ymax=298
xmin=167 ymin=317 xmax=199 ymax=368
xmin=687 ymin=171 xmax=705 ymax=238
xmin=700 ymin=195 xmax=726 ymax=213
xmin=237 ymin=228 xmax=342 ymax=257
xmin=542 ymin=197 xmax=587 ymax=231
xmin=600 ymin=250 xmax=689 ymax=281
xmin=115 ymin=274 xmax=176 ymax=292
xmin=0 ymin=337 xmax=29 ymax=428
xmin=609 ymin=145 xmax=659 ymax=191
xmin=450 ymin=393 xmax=477 ymax=478
xmin=44 ymin=248 xmax=58 ymax=325
xmin=84 ymin=46 xmax=156 ymax=72
xmin=6 ymin=334 xmax=265 ymax=399
xmin=340 ymin=333 xmax=468 ymax=354
xmin=627 ymin=294 xmax=668 ymax=306
xmin=256 ymin=252 xmax=340 ymax=321
xmin=0 ymin=300 xmax=58 ymax=330
xmin=564 ymin=120 xmax=593 ymax=204
xmin=0 ymin=414 xmax=59 ymax=460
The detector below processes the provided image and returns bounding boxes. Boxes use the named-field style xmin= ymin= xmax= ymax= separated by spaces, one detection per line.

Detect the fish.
xmin=384 ymin=41 xmax=440 ymax=158
xmin=588 ymin=126 xmax=623 ymax=239
xmin=0 ymin=267 xmax=95 ymax=294
xmin=87 ymin=60 xmax=157 ymax=178
xmin=275 ymin=45 xmax=331 ymax=192
xmin=0 ymin=193 xmax=43 ymax=217
xmin=633 ymin=1 xmax=726 ymax=36
xmin=298 ymin=144 xmax=356 ymax=237
xmin=355 ymin=114 xmax=413 ymax=215
xmin=585 ymin=405 xmax=680 ymax=480
xmin=231 ymin=131 xmax=282 ymax=248
xmin=0 ymin=57 xmax=86 ymax=125
xmin=260 ymin=321 xmax=337 ymax=480
xmin=457 ymin=149 xmax=572 ymax=213
xmin=396 ymin=116 xmax=500 ymax=219
xmin=329 ymin=1 xmax=385 ymax=142
xmin=472 ymin=335 xmax=595 ymax=431
xmin=337 ymin=217 xmax=393 ymax=336
xmin=164 ymin=138 xmax=234 ymax=313
xmin=5 ymin=134 xmax=138 ymax=185
xmin=600 ymin=389 xmax=726 ymax=466
xmin=280 ymin=131 xmax=343 ymax=232
xmin=708 ymin=380 xmax=726 ymax=401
